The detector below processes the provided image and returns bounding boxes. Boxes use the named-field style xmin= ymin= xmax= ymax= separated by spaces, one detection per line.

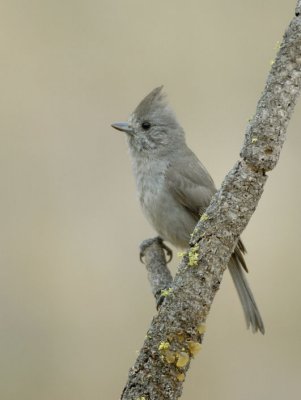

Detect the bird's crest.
xmin=133 ymin=86 xmax=167 ymax=118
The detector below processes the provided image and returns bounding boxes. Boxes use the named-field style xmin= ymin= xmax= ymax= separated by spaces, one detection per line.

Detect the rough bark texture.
xmin=121 ymin=9 xmax=301 ymax=400
xmin=140 ymin=237 xmax=173 ymax=305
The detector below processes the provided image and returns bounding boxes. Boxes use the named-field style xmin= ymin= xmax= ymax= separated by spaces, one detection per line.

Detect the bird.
xmin=111 ymin=86 xmax=264 ymax=334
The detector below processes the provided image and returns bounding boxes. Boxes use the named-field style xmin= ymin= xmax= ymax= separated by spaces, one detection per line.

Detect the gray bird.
xmin=112 ymin=86 xmax=264 ymax=334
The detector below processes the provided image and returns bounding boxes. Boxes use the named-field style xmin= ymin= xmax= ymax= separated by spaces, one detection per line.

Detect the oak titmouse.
xmin=112 ymin=86 xmax=264 ymax=334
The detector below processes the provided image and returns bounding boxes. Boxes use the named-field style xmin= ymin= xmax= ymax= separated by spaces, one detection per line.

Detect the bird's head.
xmin=112 ymin=86 xmax=185 ymax=156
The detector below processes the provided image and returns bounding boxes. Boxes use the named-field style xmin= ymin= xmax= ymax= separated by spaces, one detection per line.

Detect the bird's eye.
xmin=141 ymin=121 xmax=151 ymax=131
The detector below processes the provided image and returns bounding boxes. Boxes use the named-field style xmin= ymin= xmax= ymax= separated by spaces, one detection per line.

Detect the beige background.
xmin=1 ymin=1 xmax=301 ymax=399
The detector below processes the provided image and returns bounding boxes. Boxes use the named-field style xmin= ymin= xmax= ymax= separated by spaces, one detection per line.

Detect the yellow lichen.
xmin=176 ymin=333 xmax=185 ymax=343
xmin=200 ymin=213 xmax=209 ymax=221
xmin=177 ymin=373 xmax=185 ymax=382
xmin=188 ymin=244 xmax=199 ymax=267
xmin=165 ymin=350 xmax=176 ymax=364
xmin=197 ymin=324 xmax=206 ymax=335
xmin=177 ymin=251 xmax=186 ymax=258
xmin=187 ymin=341 xmax=202 ymax=356
xmin=161 ymin=288 xmax=173 ymax=297
xmin=176 ymin=351 xmax=190 ymax=368
xmin=158 ymin=341 xmax=170 ymax=351
xmin=190 ymin=227 xmax=199 ymax=237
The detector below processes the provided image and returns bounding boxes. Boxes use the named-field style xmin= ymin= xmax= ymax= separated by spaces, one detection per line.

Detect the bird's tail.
xmin=228 ymin=255 xmax=265 ymax=334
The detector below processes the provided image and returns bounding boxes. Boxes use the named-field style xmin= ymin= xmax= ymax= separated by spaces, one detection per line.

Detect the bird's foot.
xmin=139 ymin=236 xmax=173 ymax=263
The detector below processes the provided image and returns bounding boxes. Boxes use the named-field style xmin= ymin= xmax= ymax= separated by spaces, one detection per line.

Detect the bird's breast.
xmin=132 ymin=158 xmax=196 ymax=248
xmin=134 ymin=158 xmax=166 ymax=214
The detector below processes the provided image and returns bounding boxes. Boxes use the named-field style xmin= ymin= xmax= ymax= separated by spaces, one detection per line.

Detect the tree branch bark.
xmin=140 ymin=237 xmax=173 ymax=306
xmin=121 ymin=7 xmax=301 ymax=400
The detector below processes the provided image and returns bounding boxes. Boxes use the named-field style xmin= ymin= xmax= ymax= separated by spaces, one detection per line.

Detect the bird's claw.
xmin=156 ymin=289 xmax=168 ymax=309
xmin=160 ymin=240 xmax=173 ymax=263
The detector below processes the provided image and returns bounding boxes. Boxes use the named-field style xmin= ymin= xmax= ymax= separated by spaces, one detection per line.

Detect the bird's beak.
xmin=111 ymin=122 xmax=133 ymax=134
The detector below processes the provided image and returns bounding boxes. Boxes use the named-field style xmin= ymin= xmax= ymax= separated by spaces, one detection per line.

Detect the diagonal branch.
xmin=121 ymin=7 xmax=301 ymax=400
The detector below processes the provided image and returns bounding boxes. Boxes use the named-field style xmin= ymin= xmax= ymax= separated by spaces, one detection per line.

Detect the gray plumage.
xmin=112 ymin=86 xmax=264 ymax=334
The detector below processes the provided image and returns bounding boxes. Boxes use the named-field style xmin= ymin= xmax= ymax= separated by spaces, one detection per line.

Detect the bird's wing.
xmin=165 ymin=151 xmax=248 ymax=272
xmin=165 ymin=150 xmax=216 ymax=220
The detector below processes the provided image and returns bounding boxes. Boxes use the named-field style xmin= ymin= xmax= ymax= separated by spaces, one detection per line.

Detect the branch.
xmin=140 ymin=237 xmax=173 ymax=306
xmin=121 ymin=8 xmax=301 ymax=400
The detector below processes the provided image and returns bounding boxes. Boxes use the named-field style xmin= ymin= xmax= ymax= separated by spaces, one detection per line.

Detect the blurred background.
xmin=1 ymin=1 xmax=300 ymax=399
